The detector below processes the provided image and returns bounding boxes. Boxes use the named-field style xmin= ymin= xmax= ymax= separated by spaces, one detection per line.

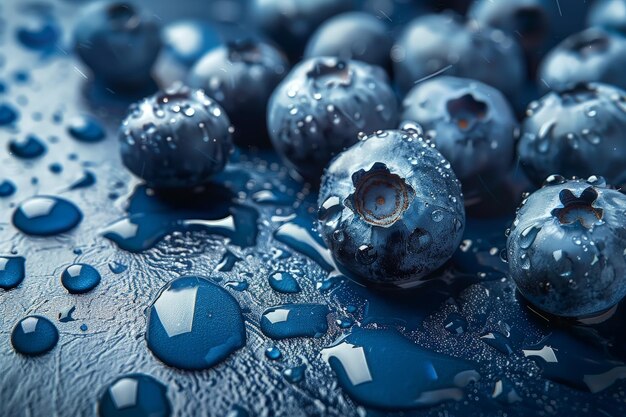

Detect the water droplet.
xmin=146 ymin=276 xmax=246 ymax=370
xmin=268 ymin=271 xmax=301 ymax=294
xmin=11 ymin=315 xmax=59 ymax=356
xmin=260 ymin=304 xmax=329 ymax=339
xmin=283 ymin=364 xmax=306 ymax=383
xmin=519 ymin=225 xmax=541 ymax=249
xmin=16 ymin=17 xmax=60 ymax=51
xmin=217 ymin=249 xmax=241 ymax=272
xmin=0 ymin=103 xmax=18 ymax=126
xmin=68 ymin=170 xmax=96 ymax=190
xmin=265 ymin=346 xmax=282 ymax=360
xmin=356 ymin=244 xmax=377 ymax=265
xmin=481 ymin=332 xmax=513 ymax=355
xmin=13 ymin=196 xmax=83 ymax=236
xmin=108 ymin=261 xmax=127 ymax=274
xmin=407 ymin=228 xmax=432 ymax=253
xmin=61 ymin=264 xmax=101 ymax=294
xmin=225 ymin=279 xmax=249 ymax=292
xmin=0 ymin=256 xmax=26 ymax=289
xmin=431 ymin=210 xmax=444 ymax=222
xmin=543 ymin=174 xmax=566 ymax=187
xmin=98 ymin=374 xmax=171 ymax=417
xmin=520 ymin=253 xmax=531 ymax=270
xmin=9 ymin=135 xmax=46 ymax=159
xmin=67 ymin=115 xmax=106 ymax=143
xmin=321 ymin=328 xmax=480 ymax=409
xmin=0 ymin=179 xmax=16 ymax=197
xmin=444 ymin=313 xmax=467 ymax=335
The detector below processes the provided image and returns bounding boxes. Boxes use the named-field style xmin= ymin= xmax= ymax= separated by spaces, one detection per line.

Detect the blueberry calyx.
xmin=306 ymin=60 xmax=353 ymax=87
xmin=445 ymin=93 xmax=488 ymax=131
xmin=569 ymin=32 xmax=609 ymax=57
xmin=551 ymin=187 xmax=604 ymax=229
xmin=345 ymin=162 xmax=415 ymax=228
xmin=107 ymin=3 xmax=139 ymax=30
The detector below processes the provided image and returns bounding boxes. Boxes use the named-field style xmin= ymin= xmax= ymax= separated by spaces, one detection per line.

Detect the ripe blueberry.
xmin=507 ymin=176 xmax=626 ymax=317
xmin=518 ymin=83 xmax=626 ymax=188
xmin=539 ymin=27 xmax=626 ymax=92
xmin=189 ymin=39 xmax=289 ymax=148
xmin=119 ymin=84 xmax=233 ymax=189
xmin=587 ymin=0 xmax=626 ymax=34
xmin=392 ymin=13 xmax=525 ymax=100
xmin=305 ymin=12 xmax=392 ymax=71
xmin=73 ymin=1 xmax=162 ymax=88
xmin=267 ymin=57 xmax=398 ymax=181
xmin=401 ymin=76 xmax=517 ymax=201
xmin=318 ymin=127 xmax=465 ymax=287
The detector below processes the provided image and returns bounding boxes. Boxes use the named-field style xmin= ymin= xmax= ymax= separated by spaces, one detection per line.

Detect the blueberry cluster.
xmin=73 ymin=0 xmax=626 ymax=316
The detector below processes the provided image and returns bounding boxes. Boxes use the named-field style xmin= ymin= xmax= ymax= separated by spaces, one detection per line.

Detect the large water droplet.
xmin=0 ymin=256 xmax=26 ymax=289
xmin=61 ymin=264 xmax=101 ymax=294
xmin=268 ymin=271 xmax=301 ymax=294
xmin=260 ymin=304 xmax=329 ymax=339
xmin=12 ymin=196 xmax=83 ymax=236
xmin=67 ymin=115 xmax=106 ymax=143
xmin=519 ymin=225 xmax=541 ymax=249
xmin=11 ymin=315 xmax=59 ymax=356
xmin=98 ymin=374 xmax=171 ymax=417
xmin=0 ymin=103 xmax=18 ymax=126
xmin=321 ymin=328 xmax=480 ymax=409
xmin=9 ymin=135 xmax=46 ymax=159
xmin=146 ymin=276 xmax=246 ymax=370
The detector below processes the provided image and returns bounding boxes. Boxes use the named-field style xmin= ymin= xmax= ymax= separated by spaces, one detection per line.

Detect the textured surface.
xmin=1 ymin=1 xmax=626 ymax=417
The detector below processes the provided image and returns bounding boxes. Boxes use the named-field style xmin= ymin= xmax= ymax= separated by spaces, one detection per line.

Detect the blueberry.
xmin=401 ymin=76 xmax=517 ymax=200
xmin=518 ymin=83 xmax=626 ymax=188
xmin=162 ymin=20 xmax=224 ymax=68
xmin=304 ymin=12 xmax=392 ymax=71
xmin=538 ymin=28 xmax=626 ymax=92
xmin=392 ymin=13 xmax=526 ymax=100
xmin=318 ymin=127 xmax=465 ymax=287
xmin=507 ymin=176 xmax=626 ymax=317
xmin=74 ymin=1 xmax=162 ymax=88
xmin=358 ymin=0 xmax=429 ymax=30
xmin=251 ymin=0 xmax=353 ymax=59
xmin=119 ymin=84 xmax=233 ymax=189
xmin=469 ymin=0 xmax=549 ymax=50
xmin=588 ymin=0 xmax=626 ymax=34
xmin=268 ymin=57 xmax=398 ymax=181
xmin=189 ymin=39 xmax=289 ymax=147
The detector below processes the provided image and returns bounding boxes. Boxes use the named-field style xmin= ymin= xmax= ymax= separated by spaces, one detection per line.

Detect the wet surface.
xmin=0 ymin=1 xmax=625 ymax=416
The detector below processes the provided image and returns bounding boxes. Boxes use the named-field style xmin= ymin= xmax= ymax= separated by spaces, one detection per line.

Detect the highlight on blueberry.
xmin=401 ymin=76 xmax=517 ymax=200
xmin=518 ymin=83 xmax=626 ymax=188
xmin=73 ymin=1 xmax=162 ymax=88
xmin=251 ymin=0 xmax=352 ymax=59
xmin=506 ymin=176 xmax=626 ymax=318
xmin=119 ymin=84 xmax=233 ymax=189
xmin=304 ymin=12 xmax=392 ymax=71
xmin=538 ymin=27 xmax=626 ymax=92
xmin=188 ymin=39 xmax=289 ymax=147
xmin=317 ymin=126 xmax=465 ymax=288
xmin=267 ymin=56 xmax=398 ymax=181
xmin=587 ymin=0 xmax=626 ymax=34
xmin=392 ymin=13 xmax=525 ymax=100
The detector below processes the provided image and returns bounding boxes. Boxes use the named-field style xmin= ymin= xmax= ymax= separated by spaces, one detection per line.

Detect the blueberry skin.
xmin=318 ymin=127 xmax=465 ymax=287
xmin=401 ymin=76 xmax=517 ymax=200
xmin=468 ymin=0 xmax=549 ymax=53
xmin=74 ymin=1 xmax=161 ymax=88
xmin=507 ymin=176 xmax=626 ymax=317
xmin=518 ymin=83 xmax=626 ymax=188
xmin=538 ymin=28 xmax=626 ymax=92
xmin=392 ymin=13 xmax=525 ymax=100
xmin=251 ymin=0 xmax=353 ymax=59
xmin=304 ymin=12 xmax=392 ymax=71
xmin=588 ymin=0 xmax=626 ymax=34
xmin=267 ymin=57 xmax=398 ymax=181
xmin=119 ymin=85 xmax=233 ymax=189
xmin=189 ymin=40 xmax=289 ymax=147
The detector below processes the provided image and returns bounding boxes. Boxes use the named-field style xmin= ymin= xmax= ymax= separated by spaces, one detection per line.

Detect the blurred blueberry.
xmin=162 ymin=20 xmax=223 ymax=67
xmin=518 ymin=83 xmax=626 ymax=188
xmin=358 ymin=0 xmax=430 ymax=31
xmin=305 ymin=12 xmax=392 ymax=71
xmin=74 ymin=1 xmax=162 ymax=89
xmin=393 ymin=13 xmax=525 ymax=101
xmin=119 ymin=84 xmax=233 ymax=189
xmin=401 ymin=76 xmax=517 ymax=201
xmin=189 ymin=39 xmax=289 ymax=147
xmin=251 ymin=0 xmax=353 ymax=60
xmin=588 ymin=0 xmax=626 ymax=34
xmin=538 ymin=27 xmax=626 ymax=92
xmin=318 ymin=127 xmax=465 ymax=287
xmin=268 ymin=57 xmax=398 ymax=181
xmin=507 ymin=176 xmax=626 ymax=317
